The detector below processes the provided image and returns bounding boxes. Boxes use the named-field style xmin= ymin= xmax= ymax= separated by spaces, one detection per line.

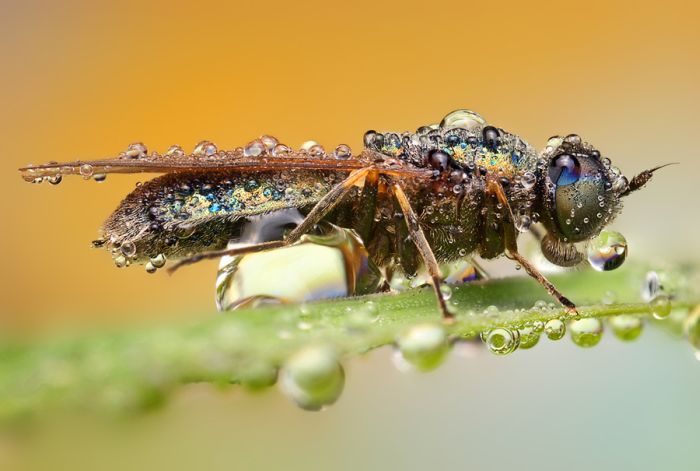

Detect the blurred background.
xmin=1 ymin=0 xmax=699 ymax=469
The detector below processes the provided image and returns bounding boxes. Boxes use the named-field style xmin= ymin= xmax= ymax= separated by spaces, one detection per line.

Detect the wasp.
xmin=19 ymin=109 xmax=668 ymax=320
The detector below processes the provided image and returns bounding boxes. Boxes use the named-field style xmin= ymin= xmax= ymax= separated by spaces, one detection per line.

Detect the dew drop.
xmin=193 ymin=140 xmax=218 ymax=157
xmin=569 ymin=318 xmax=603 ymax=347
xmin=439 ymin=109 xmax=486 ymax=131
xmin=649 ymin=294 xmax=671 ymax=320
xmin=125 ymin=142 xmax=148 ymax=159
xmin=518 ymin=326 xmax=541 ymax=349
xmin=516 ymin=214 xmax=532 ymax=232
xmin=145 ymin=262 xmax=157 ymax=274
xmin=165 ymin=145 xmax=185 ymax=158
xmin=93 ymin=173 xmax=107 ymax=182
xmin=587 ymin=230 xmax=627 ymax=271
xmin=396 ymin=323 xmax=449 ymax=372
xmin=244 ymin=139 xmax=265 ymax=157
xmin=609 ymin=315 xmax=643 ymax=342
xmin=521 ymin=172 xmax=536 ymax=190
xmin=333 ymin=144 xmax=352 ymax=159
xmin=114 ymin=255 xmax=127 ymax=268
xmin=47 ymin=174 xmax=62 ymax=185
xmin=120 ymin=241 xmax=137 ymax=258
xmin=642 ymin=271 xmax=661 ymax=302
xmin=272 ymin=144 xmax=291 ymax=157
xmin=481 ymin=328 xmax=520 ymax=355
xmin=544 ymin=318 xmax=566 ymax=340
xmin=150 ymin=254 xmax=166 ymax=268
xmin=439 ymin=284 xmax=453 ymax=301
xmin=300 ymin=140 xmax=319 ymax=151
xmin=308 ymin=144 xmax=326 ymax=158
xmin=260 ymin=135 xmax=279 ymax=152
xmin=279 ymin=345 xmax=345 ymax=411
xmin=79 ymin=164 xmax=94 ymax=178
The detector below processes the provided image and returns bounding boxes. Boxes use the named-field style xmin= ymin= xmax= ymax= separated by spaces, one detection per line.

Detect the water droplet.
xmin=308 ymin=144 xmax=326 ymax=158
xmin=244 ymin=139 xmax=265 ymax=157
xmin=649 ymin=294 xmax=671 ymax=320
xmin=165 ymin=145 xmax=185 ymax=157
xmin=272 ymin=143 xmax=291 ymax=157
xmin=145 ymin=262 xmax=157 ymax=274
xmin=333 ymin=144 xmax=352 ymax=159
xmin=47 ymin=174 xmax=62 ymax=185
xmin=193 ymin=140 xmax=218 ymax=157
xmin=280 ymin=345 xmax=345 ymax=411
xmin=120 ymin=241 xmax=136 ymax=258
xmin=642 ymin=271 xmax=661 ymax=302
xmin=612 ymin=176 xmax=629 ymax=193
xmin=518 ymin=326 xmax=541 ymax=349
xmin=516 ymin=214 xmax=532 ymax=232
xmin=544 ymin=319 xmax=566 ymax=340
xmin=609 ymin=315 xmax=643 ymax=341
xmin=149 ymin=254 xmax=166 ymax=268
xmin=79 ymin=164 xmax=94 ymax=178
xmin=396 ymin=323 xmax=449 ymax=371
xmin=569 ymin=318 xmax=603 ymax=347
xmin=439 ymin=284 xmax=453 ymax=301
xmin=300 ymin=140 xmax=319 ymax=151
xmin=440 ymin=109 xmax=486 ymax=131
xmin=587 ymin=230 xmax=627 ymax=271
xmin=125 ymin=142 xmax=148 ymax=159
xmin=93 ymin=173 xmax=107 ymax=182
xmin=114 ymin=255 xmax=127 ymax=268
xmin=482 ymin=328 xmax=520 ymax=355
xmin=521 ymin=172 xmax=536 ymax=189
xmin=601 ymin=291 xmax=617 ymax=305
xmin=260 ymin=135 xmax=279 ymax=151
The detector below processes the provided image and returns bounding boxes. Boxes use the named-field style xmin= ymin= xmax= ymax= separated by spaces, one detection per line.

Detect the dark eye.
xmin=549 ymin=154 xmax=581 ymax=186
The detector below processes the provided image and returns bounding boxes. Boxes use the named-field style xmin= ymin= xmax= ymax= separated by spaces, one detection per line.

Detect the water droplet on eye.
xmin=279 ymin=345 xmax=345 ymax=411
xmin=544 ymin=318 xmax=566 ymax=340
xmin=518 ymin=326 xmax=541 ymax=349
xmin=439 ymin=109 xmax=486 ymax=132
xmin=587 ymin=230 xmax=627 ymax=271
xmin=481 ymin=328 xmax=520 ymax=355
xmin=609 ymin=315 xmax=643 ymax=341
xmin=120 ymin=241 xmax=137 ymax=258
xmin=333 ymin=144 xmax=352 ymax=159
xmin=165 ymin=145 xmax=185 ymax=158
xmin=569 ymin=318 xmax=603 ymax=347
xmin=79 ymin=164 xmax=94 ymax=178
xmin=260 ymin=135 xmax=279 ymax=151
xmin=244 ymin=139 xmax=265 ymax=157
xmin=125 ymin=142 xmax=148 ymax=159
xmin=193 ymin=140 xmax=218 ymax=157
xmin=649 ymin=294 xmax=671 ymax=320
xmin=395 ymin=323 xmax=449 ymax=371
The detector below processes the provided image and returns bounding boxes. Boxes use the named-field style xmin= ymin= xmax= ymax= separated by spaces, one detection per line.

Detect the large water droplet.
xmin=272 ymin=144 xmax=291 ymax=157
xmin=260 ymin=135 xmax=279 ymax=152
xmin=481 ymin=328 xmax=520 ymax=355
xmin=280 ymin=345 xmax=345 ymax=411
xmin=165 ymin=145 xmax=185 ymax=158
xmin=587 ymin=230 xmax=627 ymax=271
xmin=609 ymin=315 xmax=643 ymax=342
xmin=518 ymin=326 xmax=541 ymax=349
xmin=649 ymin=294 xmax=671 ymax=320
xmin=395 ymin=323 xmax=449 ymax=372
xmin=440 ymin=109 xmax=486 ymax=132
xmin=244 ymin=140 xmax=265 ymax=157
xmin=120 ymin=241 xmax=136 ymax=258
xmin=333 ymin=144 xmax=352 ymax=159
xmin=569 ymin=318 xmax=603 ymax=347
xmin=544 ymin=318 xmax=566 ymax=340
xmin=79 ymin=163 xmax=94 ymax=178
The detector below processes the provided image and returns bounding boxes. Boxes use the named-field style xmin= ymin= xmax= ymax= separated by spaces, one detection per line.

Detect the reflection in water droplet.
xmin=272 ymin=144 xmax=291 ymax=157
xmin=280 ymin=345 xmax=344 ymax=411
xmin=260 ymin=135 xmax=279 ymax=152
xmin=79 ymin=164 xmax=94 ymax=178
xmin=642 ymin=271 xmax=661 ymax=302
xmin=517 ymin=326 xmax=541 ymax=349
xmin=145 ymin=262 xmax=157 ymax=274
xmin=300 ymin=140 xmax=319 ymax=151
xmin=569 ymin=318 xmax=603 ymax=347
xmin=481 ymin=328 xmax=520 ymax=355
xmin=165 ymin=145 xmax=185 ymax=158
xmin=308 ymin=144 xmax=326 ymax=157
xmin=120 ymin=241 xmax=136 ymax=258
xmin=521 ymin=172 xmax=536 ymax=189
xmin=93 ymin=173 xmax=107 ymax=182
xmin=216 ymin=224 xmax=381 ymax=310
xmin=650 ymin=294 xmax=671 ymax=320
xmin=333 ymin=144 xmax=352 ymax=159
xmin=439 ymin=284 xmax=452 ymax=301
xmin=587 ymin=230 xmax=627 ymax=271
xmin=609 ymin=315 xmax=643 ymax=341
xmin=396 ymin=324 xmax=449 ymax=372
xmin=440 ymin=109 xmax=486 ymax=131
xmin=150 ymin=254 xmax=166 ymax=268
xmin=544 ymin=319 xmax=566 ymax=340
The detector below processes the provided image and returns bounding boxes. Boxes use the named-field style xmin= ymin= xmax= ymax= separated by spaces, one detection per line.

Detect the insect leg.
xmin=490 ymin=179 xmax=578 ymax=314
xmin=390 ymin=181 xmax=454 ymax=321
xmin=169 ymin=167 xmax=372 ymax=273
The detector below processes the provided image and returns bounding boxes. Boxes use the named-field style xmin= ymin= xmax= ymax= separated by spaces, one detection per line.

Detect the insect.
xmin=19 ymin=109 xmax=668 ymax=320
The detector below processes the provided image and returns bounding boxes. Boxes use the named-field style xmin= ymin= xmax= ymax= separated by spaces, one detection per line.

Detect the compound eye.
xmin=427 ymin=149 xmax=451 ymax=172
xmin=549 ymin=154 xmax=581 ymax=186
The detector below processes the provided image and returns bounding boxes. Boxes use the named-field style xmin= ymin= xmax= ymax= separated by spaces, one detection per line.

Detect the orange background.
xmin=2 ymin=0 xmax=698 ymax=329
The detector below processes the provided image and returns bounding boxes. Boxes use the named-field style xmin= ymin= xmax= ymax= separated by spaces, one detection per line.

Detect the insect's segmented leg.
xmin=390 ymin=180 xmax=454 ymax=321
xmin=168 ymin=167 xmax=372 ymax=273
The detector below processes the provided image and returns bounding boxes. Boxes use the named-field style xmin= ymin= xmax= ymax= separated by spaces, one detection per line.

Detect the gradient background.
xmin=1 ymin=1 xmax=699 ymax=470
